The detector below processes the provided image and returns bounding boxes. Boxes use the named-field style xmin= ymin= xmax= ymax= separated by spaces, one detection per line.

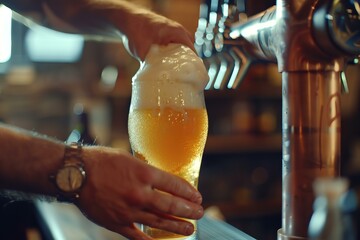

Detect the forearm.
xmin=45 ymin=0 xmax=148 ymax=38
xmin=2 ymin=0 xmax=153 ymax=41
xmin=2 ymin=0 xmax=194 ymax=60
xmin=0 ymin=123 xmax=64 ymax=197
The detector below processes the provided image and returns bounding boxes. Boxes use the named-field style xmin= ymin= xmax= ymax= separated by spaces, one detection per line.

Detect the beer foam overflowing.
xmin=131 ymin=44 xmax=209 ymax=109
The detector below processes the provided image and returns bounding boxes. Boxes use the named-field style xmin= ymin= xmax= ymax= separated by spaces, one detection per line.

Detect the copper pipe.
xmin=227 ymin=1 xmax=350 ymax=238
xmin=279 ymin=71 xmax=341 ymax=239
xmin=276 ymin=1 xmax=343 ymax=238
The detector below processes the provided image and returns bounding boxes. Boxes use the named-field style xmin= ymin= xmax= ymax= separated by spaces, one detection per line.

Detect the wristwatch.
xmin=51 ymin=142 xmax=86 ymax=202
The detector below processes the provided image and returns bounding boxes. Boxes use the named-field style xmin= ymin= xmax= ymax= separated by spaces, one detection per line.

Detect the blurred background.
xmin=1 ymin=0 xmax=360 ymax=239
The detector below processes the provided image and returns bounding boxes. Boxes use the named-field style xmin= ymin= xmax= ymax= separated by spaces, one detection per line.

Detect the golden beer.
xmin=129 ymin=107 xmax=208 ymax=186
xmin=128 ymin=43 xmax=209 ymax=239
xmin=128 ymin=107 xmax=207 ymax=239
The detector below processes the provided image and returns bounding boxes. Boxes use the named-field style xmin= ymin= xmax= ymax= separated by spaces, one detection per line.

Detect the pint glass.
xmin=128 ymin=44 xmax=208 ymax=239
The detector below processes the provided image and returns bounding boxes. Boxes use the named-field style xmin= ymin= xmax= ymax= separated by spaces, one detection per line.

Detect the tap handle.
xmin=340 ymin=56 xmax=360 ymax=94
xmin=340 ymin=71 xmax=350 ymax=94
xmin=226 ymin=47 xmax=252 ymax=89
xmin=196 ymin=0 xmax=253 ymax=90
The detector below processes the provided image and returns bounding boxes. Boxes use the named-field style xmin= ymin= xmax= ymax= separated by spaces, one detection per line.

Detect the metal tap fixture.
xmin=196 ymin=0 xmax=360 ymax=239
xmin=195 ymin=0 xmax=252 ymax=90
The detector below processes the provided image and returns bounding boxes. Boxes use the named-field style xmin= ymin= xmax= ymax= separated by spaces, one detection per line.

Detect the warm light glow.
xmin=100 ymin=65 xmax=118 ymax=90
xmin=229 ymin=29 xmax=241 ymax=39
xmin=25 ymin=25 xmax=84 ymax=62
xmin=0 ymin=5 xmax=12 ymax=63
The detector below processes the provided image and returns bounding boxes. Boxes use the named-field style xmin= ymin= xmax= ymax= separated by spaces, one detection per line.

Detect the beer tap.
xmin=195 ymin=0 xmax=253 ymax=89
xmin=198 ymin=0 xmax=360 ymax=239
xmin=219 ymin=0 xmax=259 ymax=90
xmin=212 ymin=4 xmax=230 ymax=91
xmin=195 ymin=0 xmax=217 ymax=89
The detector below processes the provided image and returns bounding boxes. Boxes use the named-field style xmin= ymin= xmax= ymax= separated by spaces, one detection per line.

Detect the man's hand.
xmin=77 ymin=146 xmax=204 ymax=240
xmin=121 ymin=9 xmax=196 ymax=61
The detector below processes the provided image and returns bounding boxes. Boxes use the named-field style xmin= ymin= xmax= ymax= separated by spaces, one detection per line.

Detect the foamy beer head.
xmin=130 ymin=44 xmax=209 ymax=110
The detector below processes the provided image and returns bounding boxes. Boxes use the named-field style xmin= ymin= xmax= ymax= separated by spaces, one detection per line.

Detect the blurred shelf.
xmin=205 ymin=84 xmax=281 ymax=99
xmin=205 ymin=133 xmax=282 ymax=154
xmin=205 ymin=198 xmax=282 ymax=219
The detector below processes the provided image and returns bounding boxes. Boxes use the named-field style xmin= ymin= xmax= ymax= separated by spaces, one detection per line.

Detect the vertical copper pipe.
xmin=279 ymin=71 xmax=341 ymax=239
xmin=219 ymin=0 xmax=351 ymax=238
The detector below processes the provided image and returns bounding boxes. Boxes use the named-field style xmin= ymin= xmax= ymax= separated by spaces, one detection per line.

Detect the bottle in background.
xmin=72 ymin=104 xmax=96 ymax=145
xmin=308 ymin=177 xmax=357 ymax=240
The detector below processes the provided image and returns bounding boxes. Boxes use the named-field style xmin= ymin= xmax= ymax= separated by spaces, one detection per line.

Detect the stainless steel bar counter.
xmin=35 ymin=201 xmax=255 ymax=240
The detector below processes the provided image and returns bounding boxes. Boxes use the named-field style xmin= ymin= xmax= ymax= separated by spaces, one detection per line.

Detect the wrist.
xmin=50 ymin=142 xmax=86 ymax=203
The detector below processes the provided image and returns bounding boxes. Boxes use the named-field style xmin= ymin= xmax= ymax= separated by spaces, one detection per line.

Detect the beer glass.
xmin=128 ymin=44 xmax=208 ymax=239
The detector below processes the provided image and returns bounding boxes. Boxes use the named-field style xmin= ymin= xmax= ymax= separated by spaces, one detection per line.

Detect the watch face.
xmin=55 ymin=166 xmax=85 ymax=193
